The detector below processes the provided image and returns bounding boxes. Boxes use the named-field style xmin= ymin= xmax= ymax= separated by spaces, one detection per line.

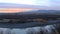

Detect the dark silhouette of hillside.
xmin=0 ymin=10 xmax=60 ymax=29
xmin=0 ymin=10 xmax=60 ymax=19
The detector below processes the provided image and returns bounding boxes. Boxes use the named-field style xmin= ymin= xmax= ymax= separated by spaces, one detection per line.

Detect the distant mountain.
xmin=17 ymin=10 xmax=60 ymax=15
xmin=0 ymin=3 xmax=47 ymax=8
xmin=0 ymin=10 xmax=60 ymax=15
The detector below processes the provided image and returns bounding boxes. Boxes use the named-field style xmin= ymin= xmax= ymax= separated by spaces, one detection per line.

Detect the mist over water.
xmin=0 ymin=24 xmax=59 ymax=34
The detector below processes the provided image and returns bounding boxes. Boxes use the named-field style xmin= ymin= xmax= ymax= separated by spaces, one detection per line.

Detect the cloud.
xmin=34 ymin=0 xmax=50 ymax=6
xmin=0 ymin=0 xmax=60 ymax=7
xmin=0 ymin=0 xmax=50 ymax=6
xmin=49 ymin=0 xmax=60 ymax=7
xmin=0 ymin=0 xmax=36 ymax=5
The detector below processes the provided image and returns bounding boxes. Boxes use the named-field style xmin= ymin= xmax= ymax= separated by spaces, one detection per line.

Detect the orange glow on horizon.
xmin=0 ymin=8 xmax=36 ymax=13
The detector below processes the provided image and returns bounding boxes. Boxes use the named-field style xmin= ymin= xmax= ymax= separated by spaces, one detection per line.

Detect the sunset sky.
xmin=0 ymin=0 xmax=60 ymax=6
xmin=0 ymin=8 xmax=34 ymax=13
xmin=0 ymin=0 xmax=60 ymax=13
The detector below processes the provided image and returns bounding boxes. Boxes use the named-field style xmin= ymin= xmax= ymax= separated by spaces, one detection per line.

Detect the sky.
xmin=0 ymin=0 xmax=60 ymax=7
xmin=0 ymin=0 xmax=60 ymax=13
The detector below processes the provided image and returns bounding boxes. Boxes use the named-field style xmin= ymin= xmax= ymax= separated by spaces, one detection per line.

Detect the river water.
xmin=0 ymin=20 xmax=59 ymax=34
xmin=0 ymin=24 xmax=59 ymax=34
